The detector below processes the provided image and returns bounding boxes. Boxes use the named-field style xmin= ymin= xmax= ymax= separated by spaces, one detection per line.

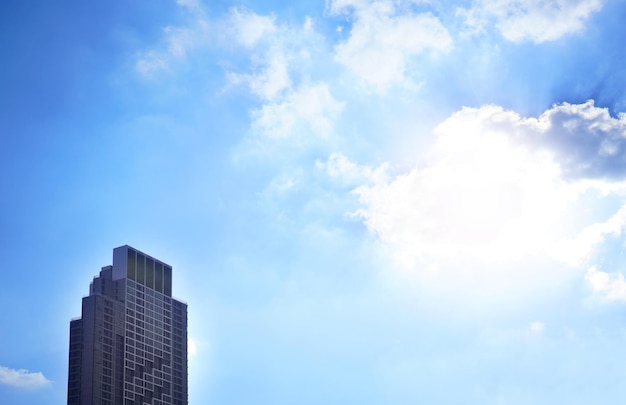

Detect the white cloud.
xmin=351 ymin=101 xmax=626 ymax=278
xmin=316 ymin=152 xmax=389 ymax=188
xmin=164 ymin=23 xmax=208 ymax=59
xmin=459 ymin=0 xmax=603 ymax=43
xmin=552 ymin=203 xmax=626 ymax=266
xmin=225 ymin=9 xmax=331 ymax=103
xmin=176 ymin=0 xmax=201 ymax=11
xmin=135 ymin=4 xmax=210 ymax=76
xmin=265 ymin=172 xmax=300 ymax=196
xmin=227 ymin=7 xmax=278 ymax=48
xmin=433 ymin=101 xmax=626 ymax=180
xmin=585 ymin=266 xmax=626 ymax=301
xmin=136 ymin=51 xmax=171 ymax=76
xmin=250 ymin=84 xmax=344 ymax=139
xmin=354 ymin=108 xmax=576 ymax=266
xmin=529 ymin=322 xmax=545 ymax=334
xmin=0 ymin=366 xmax=51 ymax=389
xmin=328 ymin=0 xmax=452 ymax=91
xmin=227 ymin=47 xmax=291 ymax=101
xmin=223 ymin=9 xmax=291 ymax=102
xmin=223 ymin=8 xmax=345 ymax=150
xmin=533 ymin=101 xmax=626 ymax=179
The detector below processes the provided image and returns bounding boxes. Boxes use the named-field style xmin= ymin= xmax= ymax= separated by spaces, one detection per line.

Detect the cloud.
xmin=227 ymin=47 xmax=291 ymax=101
xmin=223 ymin=9 xmax=301 ymax=102
xmin=531 ymin=101 xmax=626 ymax=179
xmin=135 ymin=51 xmax=171 ymax=76
xmin=328 ymin=0 xmax=452 ymax=91
xmin=222 ymin=8 xmax=345 ymax=151
xmin=0 ymin=366 xmax=51 ymax=389
xmin=348 ymin=101 xmax=626 ymax=288
xmin=176 ymin=0 xmax=201 ymax=12
xmin=250 ymin=83 xmax=344 ymax=140
xmin=552 ymin=202 xmax=626 ymax=266
xmin=316 ymin=152 xmax=389 ymax=188
xmin=438 ymin=101 xmax=626 ymax=180
xmin=264 ymin=172 xmax=300 ymax=197
xmin=529 ymin=322 xmax=545 ymax=335
xmin=227 ymin=7 xmax=278 ymax=48
xmin=135 ymin=3 xmax=211 ymax=76
xmin=459 ymin=0 xmax=603 ymax=43
xmin=585 ymin=266 xmax=626 ymax=301
xmin=353 ymin=107 xmax=577 ymax=266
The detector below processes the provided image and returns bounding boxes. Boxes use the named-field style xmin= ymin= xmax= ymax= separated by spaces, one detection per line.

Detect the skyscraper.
xmin=67 ymin=245 xmax=188 ymax=405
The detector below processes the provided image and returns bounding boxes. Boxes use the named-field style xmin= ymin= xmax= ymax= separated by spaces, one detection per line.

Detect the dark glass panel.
xmin=146 ymin=258 xmax=154 ymax=289
xmin=155 ymin=263 xmax=164 ymax=294
xmin=164 ymin=266 xmax=172 ymax=297
xmin=127 ymin=249 xmax=136 ymax=281
xmin=137 ymin=253 xmax=145 ymax=285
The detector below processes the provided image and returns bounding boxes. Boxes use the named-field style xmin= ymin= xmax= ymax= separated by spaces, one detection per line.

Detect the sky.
xmin=2 ymin=0 xmax=626 ymax=403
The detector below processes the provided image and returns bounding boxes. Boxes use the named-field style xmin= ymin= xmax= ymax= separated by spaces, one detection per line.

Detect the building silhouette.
xmin=67 ymin=245 xmax=188 ymax=405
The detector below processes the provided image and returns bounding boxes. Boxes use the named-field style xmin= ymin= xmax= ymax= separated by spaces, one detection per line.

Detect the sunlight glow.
xmin=355 ymin=106 xmax=584 ymax=267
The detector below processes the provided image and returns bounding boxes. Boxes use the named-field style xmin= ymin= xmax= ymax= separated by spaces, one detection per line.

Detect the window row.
xmin=125 ymin=250 xmax=172 ymax=296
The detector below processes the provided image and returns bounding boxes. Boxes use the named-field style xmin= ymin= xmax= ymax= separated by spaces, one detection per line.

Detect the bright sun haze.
xmin=2 ymin=0 xmax=626 ymax=404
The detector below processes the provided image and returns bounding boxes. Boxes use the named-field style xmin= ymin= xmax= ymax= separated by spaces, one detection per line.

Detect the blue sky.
xmin=2 ymin=0 xmax=626 ymax=403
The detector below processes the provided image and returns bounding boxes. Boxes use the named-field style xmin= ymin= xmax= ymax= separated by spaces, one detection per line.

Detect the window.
xmin=136 ymin=254 xmax=145 ymax=285
xmin=155 ymin=263 xmax=164 ymax=294
xmin=164 ymin=266 xmax=172 ymax=296
xmin=146 ymin=258 xmax=154 ymax=289
xmin=127 ymin=249 xmax=136 ymax=281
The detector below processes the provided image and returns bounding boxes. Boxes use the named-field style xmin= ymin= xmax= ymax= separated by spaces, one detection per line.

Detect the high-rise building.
xmin=67 ymin=245 xmax=188 ymax=405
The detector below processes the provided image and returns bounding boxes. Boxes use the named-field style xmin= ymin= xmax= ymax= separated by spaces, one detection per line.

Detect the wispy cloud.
xmin=552 ymin=203 xmax=626 ymax=266
xmin=316 ymin=152 xmax=389 ymax=188
xmin=222 ymin=9 xmax=345 ymax=153
xmin=223 ymin=6 xmax=304 ymax=101
xmin=0 ymin=366 xmax=51 ymax=389
xmin=458 ymin=0 xmax=603 ymax=43
xmin=329 ymin=0 xmax=452 ymax=91
xmin=227 ymin=46 xmax=291 ymax=101
xmin=226 ymin=6 xmax=278 ymax=49
xmin=176 ymin=0 xmax=202 ymax=12
xmin=585 ymin=266 xmax=626 ymax=301
xmin=250 ymin=83 xmax=344 ymax=140
xmin=529 ymin=321 xmax=545 ymax=335
xmin=135 ymin=2 xmax=211 ymax=76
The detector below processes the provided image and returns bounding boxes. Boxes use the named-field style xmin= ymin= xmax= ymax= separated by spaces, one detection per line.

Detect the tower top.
xmin=112 ymin=245 xmax=173 ymax=296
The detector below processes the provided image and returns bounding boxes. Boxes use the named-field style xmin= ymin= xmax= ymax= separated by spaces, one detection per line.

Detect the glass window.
xmin=155 ymin=263 xmax=163 ymax=294
xmin=127 ymin=249 xmax=136 ymax=281
xmin=146 ymin=258 xmax=154 ymax=290
xmin=136 ymin=254 xmax=145 ymax=285
xmin=164 ymin=266 xmax=172 ymax=297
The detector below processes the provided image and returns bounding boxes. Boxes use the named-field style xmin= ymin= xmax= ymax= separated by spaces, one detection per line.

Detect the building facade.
xmin=67 ymin=245 xmax=188 ymax=405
